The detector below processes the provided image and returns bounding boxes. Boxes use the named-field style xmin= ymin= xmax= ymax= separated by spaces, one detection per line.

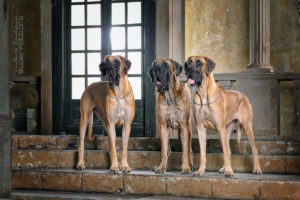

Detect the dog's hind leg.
xmin=87 ymin=112 xmax=93 ymax=140
xmin=77 ymin=110 xmax=90 ymax=170
xmin=219 ymin=122 xmax=235 ymax=174
xmin=243 ymin=122 xmax=262 ymax=175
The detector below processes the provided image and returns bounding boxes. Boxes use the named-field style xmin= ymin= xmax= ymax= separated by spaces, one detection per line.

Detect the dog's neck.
xmin=162 ymin=77 xmax=184 ymax=104
xmin=109 ymin=76 xmax=131 ymax=99
xmin=196 ymin=73 xmax=219 ymax=105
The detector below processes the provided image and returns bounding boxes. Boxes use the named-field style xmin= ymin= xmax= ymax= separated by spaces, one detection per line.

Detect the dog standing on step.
xmin=77 ymin=55 xmax=135 ymax=173
xmin=148 ymin=58 xmax=194 ymax=174
xmin=185 ymin=56 xmax=262 ymax=177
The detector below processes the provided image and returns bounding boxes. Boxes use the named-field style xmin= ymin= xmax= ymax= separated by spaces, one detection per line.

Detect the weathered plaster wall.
xmin=185 ymin=0 xmax=249 ymax=73
xmin=185 ymin=0 xmax=300 ymax=73
xmin=270 ymin=0 xmax=300 ymax=73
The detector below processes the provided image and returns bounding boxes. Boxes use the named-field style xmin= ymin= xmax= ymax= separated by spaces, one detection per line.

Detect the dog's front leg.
xmin=155 ymin=123 xmax=168 ymax=174
xmin=106 ymin=124 xmax=119 ymax=173
xmin=121 ymin=124 xmax=131 ymax=173
xmin=181 ymin=125 xmax=191 ymax=174
xmin=193 ymin=123 xmax=206 ymax=176
xmin=220 ymin=127 xmax=233 ymax=177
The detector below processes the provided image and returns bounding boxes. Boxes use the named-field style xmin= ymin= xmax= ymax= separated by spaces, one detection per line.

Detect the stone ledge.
xmin=12 ymin=149 xmax=300 ymax=174
xmin=11 ymin=169 xmax=300 ymax=199
xmin=12 ymin=135 xmax=300 ymax=155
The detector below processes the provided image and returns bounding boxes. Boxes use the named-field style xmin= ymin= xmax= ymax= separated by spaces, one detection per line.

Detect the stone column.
xmin=244 ymin=0 xmax=274 ymax=72
xmin=0 ymin=0 xmax=11 ymax=198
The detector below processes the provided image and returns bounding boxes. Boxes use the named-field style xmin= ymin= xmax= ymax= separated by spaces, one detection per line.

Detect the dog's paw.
xmin=110 ymin=165 xmax=120 ymax=174
xmin=76 ymin=161 xmax=85 ymax=170
xmin=154 ymin=165 xmax=166 ymax=174
xmin=253 ymin=167 xmax=262 ymax=175
xmin=218 ymin=167 xmax=225 ymax=174
xmin=224 ymin=169 xmax=234 ymax=177
xmin=122 ymin=166 xmax=131 ymax=174
xmin=182 ymin=167 xmax=192 ymax=174
xmin=193 ymin=169 xmax=205 ymax=176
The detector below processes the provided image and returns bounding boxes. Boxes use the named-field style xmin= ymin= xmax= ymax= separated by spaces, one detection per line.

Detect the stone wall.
xmin=185 ymin=0 xmax=300 ymax=136
xmin=185 ymin=0 xmax=300 ymax=73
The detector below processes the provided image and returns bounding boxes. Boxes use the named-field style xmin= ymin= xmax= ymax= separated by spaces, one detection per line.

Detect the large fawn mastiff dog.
xmin=77 ymin=55 xmax=135 ymax=173
xmin=185 ymin=56 xmax=262 ymax=177
xmin=148 ymin=58 xmax=194 ymax=174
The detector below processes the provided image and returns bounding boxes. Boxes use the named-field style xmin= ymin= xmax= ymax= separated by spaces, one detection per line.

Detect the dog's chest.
xmin=164 ymin=105 xmax=184 ymax=129
xmin=195 ymin=106 xmax=217 ymax=130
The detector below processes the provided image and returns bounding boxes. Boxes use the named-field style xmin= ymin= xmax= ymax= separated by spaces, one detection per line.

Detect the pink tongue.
xmin=188 ymin=78 xmax=195 ymax=85
xmin=156 ymin=81 xmax=161 ymax=85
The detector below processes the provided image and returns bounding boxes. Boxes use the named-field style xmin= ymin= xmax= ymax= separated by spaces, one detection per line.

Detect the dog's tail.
xmin=88 ymin=112 xmax=93 ymax=140
xmin=236 ymin=123 xmax=242 ymax=149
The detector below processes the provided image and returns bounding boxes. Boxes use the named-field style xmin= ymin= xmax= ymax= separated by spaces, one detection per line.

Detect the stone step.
xmin=12 ymin=149 xmax=300 ymax=174
xmin=11 ymin=190 xmax=201 ymax=200
xmin=12 ymin=135 xmax=300 ymax=155
xmin=12 ymin=169 xmax=300 ymax=199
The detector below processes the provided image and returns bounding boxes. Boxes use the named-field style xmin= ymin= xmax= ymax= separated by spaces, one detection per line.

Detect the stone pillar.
xmin=0 ymin=0 xmax=11 ymax=198
xmin=244 ymin=0 xmax=274 ymax=72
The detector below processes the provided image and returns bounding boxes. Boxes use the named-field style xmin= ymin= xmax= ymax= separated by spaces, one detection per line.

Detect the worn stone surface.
xmin=12 ymin=171 xmax=41 ymax=189
xmin=134 ymin=138 xmax=161 ymax=151
xmin=12 ymin=150 xmax=47 ymax=169
xmin=212 ymin=178 xmax=259 ymax=199
xmin=124 ymin=174 xmax=166 ymax=195
xmin=86 ymin=151 xmax=109 ymax=169
xmin=167 ymin=176 xmax=211 ymax=198
xmin=12 ymin=136 xmax=19 ymax=149
xmin=286 ymin=156 xmax=300 ymax=174
xmin=19 ymin=136 xmax=57 ymax=149
xmin=127 ymin=151 xmax=160 ymax=170
xmin=57 ymin=136 xmax=77 ymax=149
xmin=260 ymin=181 xmax=300 ymax=200
xmin=46 ymin=150 xmax=77 ymax=168
xmin=41 ymin=171 xmax=81 ymax=192
xmin=82 ymin=173 xmax=123 ymax=193
xmin=246 ymin=155 xmax=286 ymax=173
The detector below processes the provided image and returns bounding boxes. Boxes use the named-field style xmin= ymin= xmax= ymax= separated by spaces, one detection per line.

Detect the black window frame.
xmin=52 ymin=0 xmax=156 ymax=137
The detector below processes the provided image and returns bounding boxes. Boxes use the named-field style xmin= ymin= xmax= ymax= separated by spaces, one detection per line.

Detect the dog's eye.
xmin=196 ymin=60 xmax=203 ymax=67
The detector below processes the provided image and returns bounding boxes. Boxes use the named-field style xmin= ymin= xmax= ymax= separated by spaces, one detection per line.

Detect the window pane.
xmin=112 ymin=3 xmax=125 ymax=25
xmin=127 ymin=52 xmax=141 ymax=74
xmin=111 ymin=52 xmax=125 ymax=57
xmin=87 ymin=28 xmax=101 ymax=50
xmin=87 ymin=4 xmax=101 ymax=25
xmin=88 ymin=77 xmax=100 ymax=86
xmin=111 ymin=27 xmax=125 ymax=50
xmin=71 ymin=29 xmax=85 ymax=50
xmin=88 ymin=53 xmax=101 ymax=74
xmin=128 ymin=26 xmax=141 ymax=49
xmin=72 ymin=78 xmax=85 ymax=99
xmin=87 ymin=0 xmax=100 ymax=2
xmin=128 ymin=77 xmax=141 ymax=100
xmin=71 ymin=5 xmax=84 ymax=26
xmin=72 ymin=0 xmax=84 ymax=3
xmin=128 ymin=2 xmax=141 ymax=24
xmin=72 ymin=53 xmax=85 ymax=75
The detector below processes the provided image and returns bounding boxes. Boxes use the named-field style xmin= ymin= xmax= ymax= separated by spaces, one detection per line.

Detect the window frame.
xmin=52 ymin=0 xmax=156 ymax=137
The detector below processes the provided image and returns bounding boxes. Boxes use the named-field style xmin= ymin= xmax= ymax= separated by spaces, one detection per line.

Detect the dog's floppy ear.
xmin=120 ymin=56 xmax=132 ymax=75
xmin=169 ymin=59 xmax=183 ymax=78
xmin=184 ymin=61 xmax=188 ymax=75
xmin=204 ymin=57 xmax=215 ymax=73
xmin=147 ymin=64 xmax=155 ymax=82
xmin=99 ymin=61 xmax=106 ymax=76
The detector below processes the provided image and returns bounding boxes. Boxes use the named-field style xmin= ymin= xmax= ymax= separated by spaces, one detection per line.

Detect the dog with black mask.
xmin=148 ymin=58 xmax=194 ymax=174
xmin=185 ymin=56 xmax=261 ymax=177
xmin=77 ymin=55 xmax=135 ymax=174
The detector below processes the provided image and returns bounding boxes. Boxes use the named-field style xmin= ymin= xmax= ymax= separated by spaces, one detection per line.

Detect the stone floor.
xmin=11 ymin=190 xmax=204 ymax=200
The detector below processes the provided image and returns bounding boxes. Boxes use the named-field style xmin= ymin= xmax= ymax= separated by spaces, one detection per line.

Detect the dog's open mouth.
xmin=188 ymin=78 xmax=195 ymax=85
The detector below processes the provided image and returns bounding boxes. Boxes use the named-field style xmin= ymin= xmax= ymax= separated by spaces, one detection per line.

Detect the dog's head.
xmin=184 ymin=56 xmax=215 ymax=87
xmin=147 ymin=58 xmax=182 ymax=92
xmin=99 ymin=55 xmax=131 ymax=86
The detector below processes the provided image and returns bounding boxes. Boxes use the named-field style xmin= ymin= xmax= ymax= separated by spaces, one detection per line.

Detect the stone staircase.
xmin=11 ymin=135 xmax=300 ymax=199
